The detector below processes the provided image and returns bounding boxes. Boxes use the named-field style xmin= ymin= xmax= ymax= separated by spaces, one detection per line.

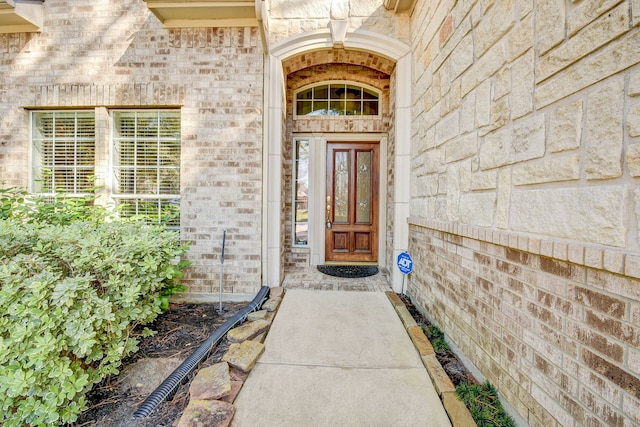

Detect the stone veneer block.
xmin=441 ymin=391 xmax=476 ymax=427
xmin=568 ymin=244 xmax=585 ymax=265
xmin=177 ymin=399 xmax=235 ymax=427
xmin=422 ymin=354 xmax=456 ymax=396
xmin=625 ymin=254 xmax=640 ymax=279
xmin=223 ymin=340 xmax=265 ymax=373
xmin=227 ymin=319 xmax=270 ymax=343
xmin=394 ymin=306 xmax=418 ymax=329
xmin=189 ymin=362 xmax=231 ymax=401
xmin=408 ymin=326 xmax=435 ymax=356
xmin=262 ymin=297 xmax=282 ymax=312
xmin=386 ymin=291 xmax=404 ymax=307
xmin=604 ymin=251 xmax=625 ymax=275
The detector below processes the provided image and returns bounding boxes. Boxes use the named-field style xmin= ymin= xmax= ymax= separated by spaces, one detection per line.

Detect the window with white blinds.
xmin=31 ymin=111 xmax=96 ymax=194
xmin=112 ymin=110 xmax=181 ymax=227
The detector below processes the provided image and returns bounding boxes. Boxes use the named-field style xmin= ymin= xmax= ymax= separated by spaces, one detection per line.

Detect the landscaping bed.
xmin=399 ymin=295 xmax=476 ymax=387
xmin=399 ymin=294 xmax=516 ymax=427
xmin=70 ymin=302 xmax=244 ymax=427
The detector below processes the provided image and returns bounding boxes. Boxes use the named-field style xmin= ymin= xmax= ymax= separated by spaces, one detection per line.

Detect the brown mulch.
xmin=399 ymin=295 xmax=477 ymax=387
xmin=70 ymin=302 xmax=245 ymax=427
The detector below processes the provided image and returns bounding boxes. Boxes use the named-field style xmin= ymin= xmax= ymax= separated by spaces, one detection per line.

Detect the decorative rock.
xmin=176 ymin=400 xmax=235 ymax=427
xmin=385 ymin=291 xmax=404 ymax=308
xmin=223 ymin=340 xmax=265 ymax=372
xmin=441 ymin=391 xmax=476 ymax=427
xmin=252 ymin=332 xmax=267 ymax=343
xmin=422 ymin=354 xmax=456 ymax=396
xmin=220 ymin=380 xmax=243 ymax=404
xmin=229 ymin=367 xmax=248 ymax=382
xmin=269 ymin=286 xmax=285 ymax=298
xmin=189 ymin=362 xmax=231 ymax=401
xmin=247 ymin=309 xmax=268 ymax=321
xmin=227 ymin=319 xmax=270 ymax=343
xmin=119 ymin=357 xmax=182 ymax=395
xmin=407 ymin=326 xmax=435 ymax=356
xmin=262 ymin=297 xmax=282 ymax=312
xmin=394 ymin=306 xmax=417 ymax=328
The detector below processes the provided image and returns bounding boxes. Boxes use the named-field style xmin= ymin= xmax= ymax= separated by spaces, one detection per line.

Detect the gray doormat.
xmin=317 ymin=265 xmax=379 ymax=278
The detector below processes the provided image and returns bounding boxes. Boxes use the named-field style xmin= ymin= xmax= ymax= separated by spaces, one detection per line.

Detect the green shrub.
xmin=0 ymin=185 xmax=111 ymax=225
xmin=0 ymin=186 xmax=190 ymax=426
xmin=422 ymin=324 xmax=449 ymax=353
xmin=456 ymin=381 xmax=516 ymax=427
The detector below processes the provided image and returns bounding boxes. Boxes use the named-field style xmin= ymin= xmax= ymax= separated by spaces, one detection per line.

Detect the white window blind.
xmin=112 ymin=110 xmax=181 ymax=227
xmin=31 ymin=111 xmax=95 ymax=194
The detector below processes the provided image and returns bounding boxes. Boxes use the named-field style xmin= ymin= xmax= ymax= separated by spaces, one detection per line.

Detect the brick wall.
xmin=408 ymin=221 xmax=640 ymax=426
xmin=408 ymin=0 xmax=640 ymax=425
xmin=0 ymin=0 xmax=264 ymax=295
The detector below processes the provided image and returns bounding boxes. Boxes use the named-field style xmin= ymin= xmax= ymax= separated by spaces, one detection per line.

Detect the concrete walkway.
xmin=232 ymin=290 xmax=452 ymax=426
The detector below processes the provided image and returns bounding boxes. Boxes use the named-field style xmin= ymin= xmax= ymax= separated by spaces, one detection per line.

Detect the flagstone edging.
xmin=386 ymin=291 xmax=476 ymax=427
xmin=175 ymin=287 xmax=284 ymax=427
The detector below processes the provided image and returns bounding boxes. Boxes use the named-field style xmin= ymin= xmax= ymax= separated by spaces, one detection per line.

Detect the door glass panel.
xmin=356 ymin=151 xmax=371 ymax=223
xmin=334 ymin=151 xmax=349 ymax=223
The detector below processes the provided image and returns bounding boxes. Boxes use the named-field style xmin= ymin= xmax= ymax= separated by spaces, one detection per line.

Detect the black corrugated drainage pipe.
xmin=133 ymin=285 xmax=270 ymax=419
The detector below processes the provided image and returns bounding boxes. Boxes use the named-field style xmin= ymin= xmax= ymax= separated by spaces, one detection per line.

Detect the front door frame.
xmin=264 ymin=28 xmax=411 ymax=293
xmin=295 ymin=133 xmax=387 ymax=268
xmin=313 ymin=134 xmax=387 ymax=267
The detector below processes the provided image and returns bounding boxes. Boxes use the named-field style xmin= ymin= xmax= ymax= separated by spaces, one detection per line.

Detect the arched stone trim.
xmin=283 ymin=49 xmax=396 ymax=75
xmin=263 ymin=27 xmax=411 ymax=293
xmin=270 ymin=28 xmax=409 ymax=62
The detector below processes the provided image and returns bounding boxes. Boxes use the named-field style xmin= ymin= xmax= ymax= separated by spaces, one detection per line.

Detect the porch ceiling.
xmin=0 ymin=0 xmax=42 ymax=33
xmin=143 ymin=0 xmax=259 ymax=28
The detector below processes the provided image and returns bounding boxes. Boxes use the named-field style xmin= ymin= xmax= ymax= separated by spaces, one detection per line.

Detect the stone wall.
xmin=0 ymin=0 xmax=265 ymax=294
xmin=408 ymin=0 xmax=640 ymax=425
xmin=267 ymin=0 xmax=407 ymax=45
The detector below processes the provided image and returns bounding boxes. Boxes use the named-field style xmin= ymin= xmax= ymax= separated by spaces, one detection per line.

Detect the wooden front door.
xmin=325 ymin=142 xmax=379 ymax=263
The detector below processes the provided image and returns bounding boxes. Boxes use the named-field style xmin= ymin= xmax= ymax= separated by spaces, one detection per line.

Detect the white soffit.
xmin=0 ymin=0 xmax=43 ymax=33
xmin=143 ymin=0 xmax=259 ymax=28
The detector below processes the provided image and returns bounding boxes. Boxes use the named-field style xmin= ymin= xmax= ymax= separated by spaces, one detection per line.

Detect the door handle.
xmin=326 ymin=196 xmax=332 ymax=229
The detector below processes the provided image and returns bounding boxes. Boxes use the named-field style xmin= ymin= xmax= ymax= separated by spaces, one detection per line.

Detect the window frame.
xmin=294 ymin=81 xmax=381 ymax=117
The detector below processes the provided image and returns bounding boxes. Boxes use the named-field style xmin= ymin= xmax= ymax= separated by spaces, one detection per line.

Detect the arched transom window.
xmin=295 ymin=82 xmax=380 ymax=116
